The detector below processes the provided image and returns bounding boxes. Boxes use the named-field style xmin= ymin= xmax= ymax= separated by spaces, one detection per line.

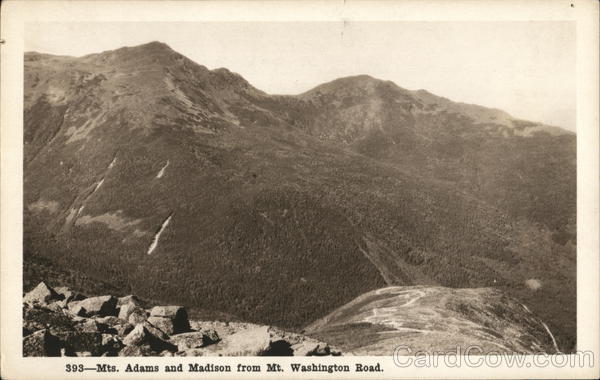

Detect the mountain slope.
xmin=297 ymin=75 xmax=575 ymax=237
xmin=24 ymin=42 xmax=576 ymax=351
xmin=306 ymin=286 xmax=559 ymax=355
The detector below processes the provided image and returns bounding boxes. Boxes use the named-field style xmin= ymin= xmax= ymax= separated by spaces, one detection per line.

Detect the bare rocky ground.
xmin=23 ymin=280 xmax=560 ymax=356
xmin=23 ymin=282 xmax=341 ymax=357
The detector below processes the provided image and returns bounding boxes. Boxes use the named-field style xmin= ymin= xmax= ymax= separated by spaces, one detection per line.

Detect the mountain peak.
xmin=318 ymin=74 xmax=386 ymax=88
xmin=337 ymin=74 xmax=379 ymax=82
xmin=101 ymin=41 xmax=174 ymax=55
xmin=139 ymin=40 xmax=171 ymax=48
xmin=300 ymin=74 xmax=400 ymax=100
xmin=82 ymin=41 xmax=182 ymax=67
xmin=126 ymin=41 xmax=175 ymax=54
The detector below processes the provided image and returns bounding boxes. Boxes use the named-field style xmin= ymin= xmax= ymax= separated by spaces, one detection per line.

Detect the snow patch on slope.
xmin=147 ymin=213 xmax=173 ymax=255
xmin=108 ymin=156 xmax=117 ymax=169
xmin=91 ymin=178 xmax=105 ymax=195
xmin=75 ymin=205 xmax=85 ymax=218
xmin=541 ymin=321 xmax=561 ymax=353
xmin=75 ymin=210 xmax=144 ymax=232
xmin=28 ymin=199 xmax=60 ymax=213
xmin=156 ymin=160 xmax=169 ymax=179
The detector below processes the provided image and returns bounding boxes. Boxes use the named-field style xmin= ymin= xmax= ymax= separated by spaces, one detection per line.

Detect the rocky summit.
xmin=23 ymin=282 xmax=341 ymax=357
xmin=24 ymin=41 xmax=576 ymax=352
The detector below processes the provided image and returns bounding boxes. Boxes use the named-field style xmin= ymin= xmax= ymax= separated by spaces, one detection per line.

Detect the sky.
xmin=25 ymin=22 xmax=576 ymax=131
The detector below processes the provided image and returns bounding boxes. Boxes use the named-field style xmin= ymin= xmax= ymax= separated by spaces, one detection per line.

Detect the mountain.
xmin=23 ymin=41 xmax=576 ymax=352
xmin=297 ymin=75 xmax=575 ymax=234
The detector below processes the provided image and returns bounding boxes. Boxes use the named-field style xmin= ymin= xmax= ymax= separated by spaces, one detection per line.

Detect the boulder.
xmin=78 ymin=296 xmax=117 ymax=317
xmin=67 ymin=302 xmax=87 ymax=317
xmin=54 ymin=299 xmax=69 ymax=309
xmin=170 ymin=330 xmax=220 ymax=351
xmin=115 ymin=323 xmax=134 ymax=337
xmin=149 ymin=306 xmax=189 ymax=334
xmin=44 ymin=302 xmax=64 ymax=313
xmin=118 ymin=303 xmax=144 ymax=321
xmin=117 ymin=295 xmax=142 ymax=307
xmin=54 ymin=287 xmax=84 ymax=303
xmin=95 ymin=316 xmax=121 ymax=326
xmin=101 ymin=334 xmax=116 ymax=346
xmin=24 ymin=282 xmax=61 ymax=305
xmin=123 ymin=324 xmax=146 ymax=346
xmin=199 ymin=328 xmax=220 ymax=344
xmin=189 ymin=320 xmax=238 ymax=337
xmin=128 ymin=310 xmax=147 ymax=325
xmin=79 ymin=319 xmax=101 ymax=333
xmin=23 ymin=304 xmax=75 ymax=334
xmin=23 ymin=329 xmax=61 ymax=356
xmin=118 ymin=344 xmax=155 ymax=357
xmin=101 ymin=334 xmax=123 ymax=356
xmin=265 ymin=327 xmax=341 ymax=356
xmin=76 ymin=319 xmax=115 ymax=335
xmin=200 ymin=326 xmax=291 ymax=356
xmin=61 ymin=331 xmax=104 ymax=356
xmin=141 ymin=321 xmax=170 ymax=340
xmin=54 ymin=286 xmax=71 ymax=297
xmin=147 ymin=316 xmax=176 ymax=335
xmin=122 ymin=324 xmax=176 ymax=353
xmin=150 ymin=305 xmax=185 ymax=318
xmin=291 ymin=340 xmax=339 ymax=356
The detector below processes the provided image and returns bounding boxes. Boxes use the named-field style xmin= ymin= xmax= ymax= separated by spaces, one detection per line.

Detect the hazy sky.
xmin=26 ymin=22 xmax=576 ymax=131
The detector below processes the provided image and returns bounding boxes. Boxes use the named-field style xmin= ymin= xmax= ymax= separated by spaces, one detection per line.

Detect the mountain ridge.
xmin=25 ymin=41 xmax=574 ymax=134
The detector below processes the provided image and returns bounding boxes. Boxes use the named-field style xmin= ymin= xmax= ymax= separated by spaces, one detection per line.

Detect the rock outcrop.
xmin=23 ymin=282 xmax=61 ymax=305
xmin=22 ymin=282 xmax=341 ymax=357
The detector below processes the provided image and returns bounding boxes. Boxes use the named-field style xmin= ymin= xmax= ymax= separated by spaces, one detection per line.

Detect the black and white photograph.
xmin=1 ymin=1 xmax=598 ymax=379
